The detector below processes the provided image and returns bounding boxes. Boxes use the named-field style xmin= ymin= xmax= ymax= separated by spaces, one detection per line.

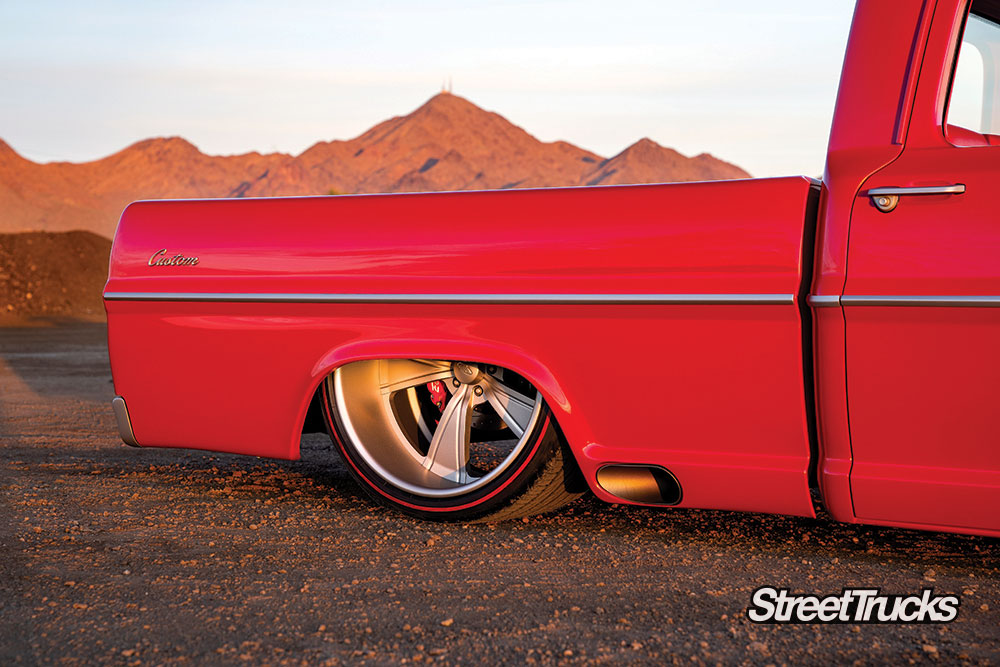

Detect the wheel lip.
xmin=331 ymin=361 xmax=543 ymax=499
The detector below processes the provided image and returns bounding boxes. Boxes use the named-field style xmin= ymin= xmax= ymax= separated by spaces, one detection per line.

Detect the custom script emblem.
xmin=148 ymin=249 xmax=200 ymax=267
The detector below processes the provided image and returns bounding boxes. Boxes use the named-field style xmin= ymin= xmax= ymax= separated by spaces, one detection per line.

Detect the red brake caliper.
xmin=426 ymin=381 xmax=448 ymax=412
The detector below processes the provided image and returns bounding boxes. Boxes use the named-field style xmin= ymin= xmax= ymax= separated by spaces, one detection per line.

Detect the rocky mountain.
xmin=583 ymin=137 xmax=748 ymax=187
xmin=0 ymin=93 xmax=750 ymax=239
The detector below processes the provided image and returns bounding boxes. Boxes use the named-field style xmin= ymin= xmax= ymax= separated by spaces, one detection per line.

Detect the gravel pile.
xmin=0 ymin=231 xmax=110 ymax=322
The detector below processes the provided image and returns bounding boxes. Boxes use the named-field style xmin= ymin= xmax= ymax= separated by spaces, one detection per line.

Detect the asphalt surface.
xmin=1 ymin=323 xmax=998 ymax=665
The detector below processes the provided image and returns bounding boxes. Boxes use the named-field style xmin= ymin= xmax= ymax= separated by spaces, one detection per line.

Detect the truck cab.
xmin=814 ymin=0 xmax=1000 ymax=535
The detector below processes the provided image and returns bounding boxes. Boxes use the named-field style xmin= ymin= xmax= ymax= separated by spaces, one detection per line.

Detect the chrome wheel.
xmin=329 ymin=359 xmax=542 ymax=498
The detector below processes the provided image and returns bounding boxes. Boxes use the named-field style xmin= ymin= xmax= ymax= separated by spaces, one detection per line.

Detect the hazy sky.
xmin=0 ymin=0 xmax=856 ymax=177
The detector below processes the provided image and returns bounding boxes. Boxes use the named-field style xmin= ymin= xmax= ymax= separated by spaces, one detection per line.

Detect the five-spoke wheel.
xmin=323 ymin=359 xmax=584 ymax=521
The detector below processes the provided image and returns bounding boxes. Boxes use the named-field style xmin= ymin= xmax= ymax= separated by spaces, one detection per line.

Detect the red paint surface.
xmin=107 ymin=177 xmax=812 ymax=298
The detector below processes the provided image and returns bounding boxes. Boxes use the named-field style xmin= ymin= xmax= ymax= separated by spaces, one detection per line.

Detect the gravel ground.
xmin=1 ymin=323 xmax=998 ymax=665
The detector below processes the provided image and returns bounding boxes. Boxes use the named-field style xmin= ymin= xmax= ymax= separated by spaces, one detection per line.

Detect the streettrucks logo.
xmin=747 ymin=587 xmax=959 ymax=624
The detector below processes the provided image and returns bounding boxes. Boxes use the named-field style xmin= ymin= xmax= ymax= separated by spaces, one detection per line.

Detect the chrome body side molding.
xmin=841 ymin=295 xmax=1000 ymax=307
xmin=808 ymin=294 xmax=1000 ymax=307
xmin=103 ymin=292 xmax=796 ymax=305
xmin=807 ymin=295 xmax=842 ymax=307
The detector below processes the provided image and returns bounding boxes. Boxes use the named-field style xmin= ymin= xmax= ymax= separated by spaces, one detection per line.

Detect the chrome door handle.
xmin=868 ymin=184 xmax=966 ymax=212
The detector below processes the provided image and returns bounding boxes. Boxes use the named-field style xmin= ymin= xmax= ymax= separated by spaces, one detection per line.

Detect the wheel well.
xmin=300 ymin=386 xmax=327 ymax=434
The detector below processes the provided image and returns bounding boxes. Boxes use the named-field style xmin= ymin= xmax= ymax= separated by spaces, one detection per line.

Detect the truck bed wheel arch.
xmin=299 ymin=337 xmax=580 ymax=461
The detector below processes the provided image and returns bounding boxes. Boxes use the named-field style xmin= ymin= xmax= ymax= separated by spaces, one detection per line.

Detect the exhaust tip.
xmin=596 ymin=464 xmax=681 ymax=506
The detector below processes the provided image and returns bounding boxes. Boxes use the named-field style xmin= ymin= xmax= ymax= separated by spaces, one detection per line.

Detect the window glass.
xmin=947 ymin=6 xmax=1000 ymax=135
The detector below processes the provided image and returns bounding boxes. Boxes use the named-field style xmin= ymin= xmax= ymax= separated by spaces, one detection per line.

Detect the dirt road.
xmin=1 ymin=323 xmax=998 ymax=664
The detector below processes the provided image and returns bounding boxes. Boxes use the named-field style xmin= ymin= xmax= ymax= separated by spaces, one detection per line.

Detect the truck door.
xmin=843 ymin=1 xmax=1000 ymax=534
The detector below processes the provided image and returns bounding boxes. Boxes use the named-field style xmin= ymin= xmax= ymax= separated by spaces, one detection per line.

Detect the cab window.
xmin=946 ymin=1 xmax=1000 ymax=143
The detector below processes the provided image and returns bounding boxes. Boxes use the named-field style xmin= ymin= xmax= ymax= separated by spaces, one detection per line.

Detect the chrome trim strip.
xmin=842 ymin=295 xmax=1000 ymax=307
xmin=102 ymin=291 xmax=795 ymax=305
xmin=111 ymin=396 xmax=140 ymax=447
xmin=867 ymin=184 xmax=965 ymax=196
xmin=807 ymin=295 xmax=841 ymax=307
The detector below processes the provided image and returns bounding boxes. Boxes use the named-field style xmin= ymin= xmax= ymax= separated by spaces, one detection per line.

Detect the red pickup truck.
xmin=104 ymin=0 xmax=1000 ymax=536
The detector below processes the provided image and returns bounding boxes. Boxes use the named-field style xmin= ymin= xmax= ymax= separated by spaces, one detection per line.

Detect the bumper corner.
xmin=111 ymin=396 xmax=140 ymax=447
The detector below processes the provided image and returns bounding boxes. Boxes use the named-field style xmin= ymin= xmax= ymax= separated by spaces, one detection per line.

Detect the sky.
xmin=0 ymin=0 xmax=857 ymax=178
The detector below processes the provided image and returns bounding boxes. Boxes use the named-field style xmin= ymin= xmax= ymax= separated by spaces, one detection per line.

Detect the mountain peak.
xmin=691 ymin=152 xmax=751 ymax=179
xmin=419 ymin=91 xmax=479 ymax=111
xmin=128 ymin=136 xmax=201 ymax=154
xmin=616 ymin=137 xmax=683 ymax=160
xmin=408 ymin=92 xmax=501 ymax=126
xmin=632 ymin=137 xmax=660 ymax=148
xmin=584 ymin=136 xmax=746 ymax=186
xmin=299 ymin=91 xmax=605 ymax=194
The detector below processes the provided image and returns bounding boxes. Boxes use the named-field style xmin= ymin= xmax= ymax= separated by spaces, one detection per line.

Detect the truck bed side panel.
xmin=106 ymin=177 xmax=818 ymax=517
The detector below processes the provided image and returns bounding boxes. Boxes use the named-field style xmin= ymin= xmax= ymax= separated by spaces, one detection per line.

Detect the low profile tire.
xmin=321 ymin=359 xmax=586 ymax=522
